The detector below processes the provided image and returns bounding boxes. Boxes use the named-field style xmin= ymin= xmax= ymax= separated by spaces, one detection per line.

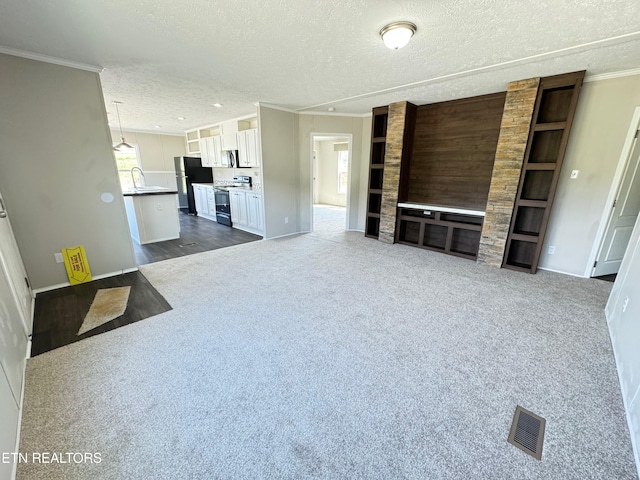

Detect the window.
xmin=337 ymin=150 xmax=348 ymax=194
xmin=113 ymin=146 xmax=141 ymax=191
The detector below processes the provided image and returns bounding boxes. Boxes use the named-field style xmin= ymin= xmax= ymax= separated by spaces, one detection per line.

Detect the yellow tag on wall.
xmin=62 ymin=246 xmax=92 ymax=285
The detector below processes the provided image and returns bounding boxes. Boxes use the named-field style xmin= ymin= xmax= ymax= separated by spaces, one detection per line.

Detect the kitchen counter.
xmin=122 ymin=186 xmax=178 ymax=196
xmin=123 ymin=188 xmax=180 ymax=244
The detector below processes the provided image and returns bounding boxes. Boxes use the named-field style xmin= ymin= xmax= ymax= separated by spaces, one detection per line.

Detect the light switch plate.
xmin=54 ymin=252 xmax=64 ymax=263
xmin=570 ymin=170 xmax=579 ymax=179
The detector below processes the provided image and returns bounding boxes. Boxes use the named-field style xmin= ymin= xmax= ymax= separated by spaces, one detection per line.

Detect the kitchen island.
xmin=123 ymin=187 xmax=180 ymax=244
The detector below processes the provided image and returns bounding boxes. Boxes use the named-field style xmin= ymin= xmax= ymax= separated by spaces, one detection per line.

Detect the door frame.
xmin=586 ymin=106 xmax=640 ymax=277
xmin=0 ymin=192 xmax=32 ymax=335
xmin=309 ymin=133 xmax=353 ymax=232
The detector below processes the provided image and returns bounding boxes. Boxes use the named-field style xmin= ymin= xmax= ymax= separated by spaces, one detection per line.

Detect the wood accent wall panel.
xmin=379 ymin=101 xmax=416 ymax=244
xmin=477 ymin=78 xmax=540 ymax=267
xmin=407 ymin=93 xmax=506 ymax=210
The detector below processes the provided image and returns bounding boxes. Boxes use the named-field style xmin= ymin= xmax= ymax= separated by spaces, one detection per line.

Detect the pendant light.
xmin=112 ymin=101 xmax=134 ymax=151
xmin=380 ymin=22 xmax=417 ymax=49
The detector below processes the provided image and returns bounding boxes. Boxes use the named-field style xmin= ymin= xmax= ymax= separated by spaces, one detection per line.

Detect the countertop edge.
xmin=123 ymin=190 xmax=178 ymax=197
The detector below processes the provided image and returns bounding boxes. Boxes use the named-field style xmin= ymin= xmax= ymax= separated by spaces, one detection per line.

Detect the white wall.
xmin=258 ymin=106 xmax=298 ymax=239
xmin=540 ymin=75 xmax=640 ymax=276
xmin=297 ymin=114 xmax=370 ymax=232
xmin=0 ymin=53 xmax=136 ymax=289
xmin=315 ymin=139 xmax=347 ymax=207
xmin=606 ymin=214 xmax=640 ymax=475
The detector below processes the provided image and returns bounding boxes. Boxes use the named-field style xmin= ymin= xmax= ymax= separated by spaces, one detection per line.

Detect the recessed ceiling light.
xmin=177 ymin=116 xmax=186 ymax=121
xmin=380 ymin=21 xmax=417 ymax=49
xmin=328 ymin=107 xmax=335 ymax=112
xmin=154 ymin=125 xmax=161 ymax=129
xmin=213 ymin=103 xmax=223 ymax=108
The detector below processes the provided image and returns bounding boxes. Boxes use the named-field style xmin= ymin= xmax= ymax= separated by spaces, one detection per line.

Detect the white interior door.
xmin=0 ymin=261 xmax=27 ymax=405
xmin=594 ymin=129 xmax=640 ymax=277
xmin=0 ymin=193 xmax=32 ymax=334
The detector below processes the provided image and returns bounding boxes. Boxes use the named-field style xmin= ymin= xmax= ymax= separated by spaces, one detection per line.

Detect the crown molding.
xmin=0 ymin=46 xmax=103 ymax=72
xmin=584 ymin=67 xmax=640 ymax=83
xmin=297 ymin=110 xmax=371 ymax=118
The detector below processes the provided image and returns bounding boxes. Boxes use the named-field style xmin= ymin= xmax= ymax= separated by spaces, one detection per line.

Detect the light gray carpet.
xmin=17 ymin=232 xmax=637 ymax=479
xmin=313 ymin=204 xmax=346 ymax=234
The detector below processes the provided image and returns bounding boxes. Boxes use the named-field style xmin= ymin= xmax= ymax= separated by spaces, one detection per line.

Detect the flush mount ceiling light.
xmin=380 ymin=21 xmax=417 ymax=49
xmin=213 ymin=103 xmax=223 ymax=108
xmin=112 ymin=101 xmax=134 ymax=151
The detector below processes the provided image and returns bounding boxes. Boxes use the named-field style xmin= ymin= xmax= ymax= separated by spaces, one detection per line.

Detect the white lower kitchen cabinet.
xmin=246 ymin=192 xmax=263 ymax=231
xmin=230 ymin=190 xmax=248 ymax=226
xmin=230 ymin=189 xmax=263 ymax=235
xmin=193 ymin=184 xmax=216 ymax=221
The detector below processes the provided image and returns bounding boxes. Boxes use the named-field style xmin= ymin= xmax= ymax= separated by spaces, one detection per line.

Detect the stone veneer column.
xmin=477 ymin=78 xmax=540 ymax=267
xmin=378 ymin=101 xmax=409 ymax=244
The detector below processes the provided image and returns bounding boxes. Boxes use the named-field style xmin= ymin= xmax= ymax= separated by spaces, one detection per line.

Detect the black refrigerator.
xmin=174 ymin=156 xmax=213 ymax=214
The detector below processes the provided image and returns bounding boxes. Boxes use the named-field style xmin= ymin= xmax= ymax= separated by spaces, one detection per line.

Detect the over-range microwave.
xmin=222 ymin=150 xmax=249 ymax=168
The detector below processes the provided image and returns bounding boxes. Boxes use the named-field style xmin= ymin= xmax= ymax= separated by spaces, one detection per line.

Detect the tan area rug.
xmin=77 ymin=287 xmax=131 ymax=336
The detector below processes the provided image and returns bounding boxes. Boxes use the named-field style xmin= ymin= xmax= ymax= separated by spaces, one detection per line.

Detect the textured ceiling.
xmin=0 ymin=0 xmax=639 ymax=134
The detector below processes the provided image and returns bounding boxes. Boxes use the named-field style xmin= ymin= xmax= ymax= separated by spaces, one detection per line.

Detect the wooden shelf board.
xmin=367 ymin=213 xmax=381 ymax=219
xmin=503 ymin=263 xmax=533 ymax=273
xmin=534 ymin=122 xmax=566 ymax=131
xmin=517 ymin=199 xmax=548 ymax=208
xmin=511 ymin=233 xmax=539 ymax=242
xmin=369 ymin=189 xmax=382 ymax=194
xmin=370 ymin=164 xmax=384 ymax=169
xmin=372 ymin=137 xmax=386 ymax=143
xmin=526 ymin=163 xmax=557 ymax=170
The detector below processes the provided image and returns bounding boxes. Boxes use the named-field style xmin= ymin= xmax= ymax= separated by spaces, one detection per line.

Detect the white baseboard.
xmin=265 ymin=231 xmax=302 ymax=240
xmin=32 ymin=267 xmax=139 ymax=294
xmin=537 ymin=266 xmax=588 ymax=278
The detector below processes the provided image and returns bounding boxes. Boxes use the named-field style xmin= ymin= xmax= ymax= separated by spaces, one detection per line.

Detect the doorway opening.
xmin=590 ymin=107 xmax=640 ymax=280
xmin=311 ymin=134 xmax=352 ymax=234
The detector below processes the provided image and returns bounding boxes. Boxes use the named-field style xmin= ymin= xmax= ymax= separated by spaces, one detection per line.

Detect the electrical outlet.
xmin=623 ymin=297 xmax=629 ymax=313
xmin=547 ymin=246 xmax=555 ymax=255
xmin=284 ymin=217 xmax=288 ymax=224
xmin=570 ymin=170 xmax=579 ymax=179
xmin=54 ymin=252 xmax=64 ymax=264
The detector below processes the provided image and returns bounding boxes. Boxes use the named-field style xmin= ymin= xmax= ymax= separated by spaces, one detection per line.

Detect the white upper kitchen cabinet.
xmin=198 ymin=137 xmax=212 ymax=167
xmin=237 ymin=129 xmax=260 ymax=168
xmin=210 ymin=136 xmax=223 ymax=167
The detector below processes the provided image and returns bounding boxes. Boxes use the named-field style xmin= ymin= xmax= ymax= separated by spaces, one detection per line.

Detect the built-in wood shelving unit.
xmin=396 ymin=207 xmax=484 ymax=259
xmin=503 ymin=71 xmax=585 ymax=273
xmin=365 ymin=107 xmax=389 ymax=238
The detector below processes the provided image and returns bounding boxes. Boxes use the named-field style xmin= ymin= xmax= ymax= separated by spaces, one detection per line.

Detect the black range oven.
xmin=214 ymin=175 xmax=252 ymax=227
xmin=214 ymin=188 xmax=231 ymax=226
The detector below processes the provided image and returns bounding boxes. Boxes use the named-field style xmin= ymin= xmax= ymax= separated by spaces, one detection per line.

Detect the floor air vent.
xmin=507 ymin=405 xmax=546 ymax=460
xmin=179 ymin=242 xmax=197 ymax=248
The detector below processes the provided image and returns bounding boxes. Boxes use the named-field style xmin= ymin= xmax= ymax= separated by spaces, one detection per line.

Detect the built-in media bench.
xmin=396 ymin=204 xmax=484 ymax=259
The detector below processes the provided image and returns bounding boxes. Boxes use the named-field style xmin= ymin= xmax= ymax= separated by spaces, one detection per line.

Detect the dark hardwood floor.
xmin=133 ymin=213 xmax=262 ymax=265
xmin=594 ymin=273 xmax=617 ymax=283
xmin=31 ymin=214 xmax=258 ymax=356
xmin=31 ymin=271 xmax=171 ymax=356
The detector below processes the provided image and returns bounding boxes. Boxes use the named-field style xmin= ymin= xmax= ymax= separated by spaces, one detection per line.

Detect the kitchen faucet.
xmin=131 ymin=167 xmax=145 ymax=189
